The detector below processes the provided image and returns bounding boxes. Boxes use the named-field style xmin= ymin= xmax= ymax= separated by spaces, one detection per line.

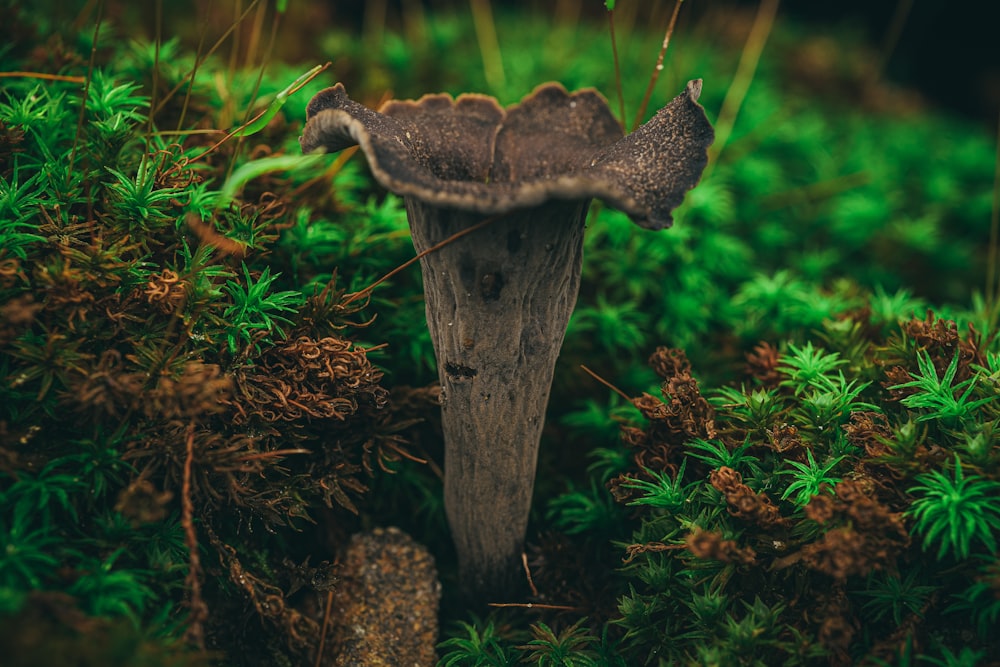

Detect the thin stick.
xmin=181 ymin=422 xmax=208 ymax=648
xmin=987 ymin=108 xmax=1000 ymax=311
xmin=872 ymin=0 xmax=914 ymax=84
xmin=245 ymin=0 xmax=269 ymax=68
xmin=580 ymin=364 xmax=632 ymax=402
xmin=706 ymin=0 xmax=780 ymax=168
xmin=631 ymin=0 xmax=684 ymax=132
xmin=315 ymin=589 xmax=334 ymax=667
xmin=67 ymin=0 xmax=103 ymax=190
xmin=0 ymin=72 xmax=86 ymax=83
xmin=236 ymin=448 xmax=311 ymax=462
xmin=607 ymin=8 xmax=626 ymax=131
xmin=521 ymin=552 xmax=539 ymax=598
xmin=176 ymin=4 xmax=211 ymax=132
xmin=487 ymin=602 xmax=584 ymax=611
xmin=147 ymin=0 xmax=162 ymax=142
xmin=70 ymin=0 xmax=99 ymax=33
xmin=343 ymin=214 xmax=504 ymax=305
xmin=228 ymin=0 xmax=242 ymax=76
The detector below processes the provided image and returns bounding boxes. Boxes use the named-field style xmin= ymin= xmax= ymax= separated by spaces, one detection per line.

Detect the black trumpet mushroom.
xmin=301 ymin=79 xmax=714 ymax=600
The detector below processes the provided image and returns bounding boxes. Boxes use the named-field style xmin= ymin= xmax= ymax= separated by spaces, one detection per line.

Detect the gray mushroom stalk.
xmin=300 ymin=80 xmax=714 ymax=599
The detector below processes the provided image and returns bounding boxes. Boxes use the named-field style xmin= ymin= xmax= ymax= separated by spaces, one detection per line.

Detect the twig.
xmin=622 ymin=541 xmax=687 ymax=564
xmin=67 ymin=0 xmax=103 ymax=192
xmin=189 ymin=62 xmax=329 ymax=164
xmin=182 ymin=421 xmax=208 ymax=648
xmin=0 ymin=72 xmax=86 ymax=83
xmin=146 ymin=0 xmax=162 ymax=142
xmin=487 ymin=602 xmax=584 ymax=611
xmin=176 ymin=3 xmax=209 ymax=131
xmin=522 ymin=552 xmax=539 ymax=598
xmin=871 ymin=0 xmax=914 ymax=84
xmin=222 ymin=0 xmax=285 ymax=190
xmin=343 ymin=214 xmax=505 ymax=305
xmin=631 ymin=0 xmax=684 ymax=132
xmin=580 ymin=364 xmax=632 ymax=402
xmin=315 ymin=589 xmax=334 ymax=667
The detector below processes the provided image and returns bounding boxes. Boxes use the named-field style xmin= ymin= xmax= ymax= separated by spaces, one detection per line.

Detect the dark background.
xmin=321 ymin=0 xmax=1000 ymax=126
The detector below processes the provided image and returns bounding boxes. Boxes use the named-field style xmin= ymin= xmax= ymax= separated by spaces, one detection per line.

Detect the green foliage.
xmin=779 ymin=342 xmax=846 ymax=394
xmin=778 ymin=448 xmax=845 ymax=506
xmin=547 ymin=480 xmax=624 ymax=537
xmin=621 ymin=460 xmax=696 ymax=510
xmin=854 ymin=569 xmax=936 ymax=626
xmin=891 ymin=350 xmax=997 ymax=425
xmin=709 ymin=386 xmax=785 ymax=434
xmin=907 ymin=458 xmax=1000 ymax=560
xmin=687 ymin=438 xmax=761 ymax=477
xmin=222 ymin=264 xmax=304 ymax=353
xmin=598 ymin=317 xmax=999 ymax=664
xmin=438 ymin=620 xmax=518 ymax=667
xmin=518 ymin=619 xmax=600 ymax=667
xmin=794 ymin=373 xmax=876 ymax=435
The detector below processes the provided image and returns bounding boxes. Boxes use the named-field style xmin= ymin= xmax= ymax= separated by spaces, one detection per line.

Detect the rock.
xmin=329 ymin=527 xmax=440 ymax=666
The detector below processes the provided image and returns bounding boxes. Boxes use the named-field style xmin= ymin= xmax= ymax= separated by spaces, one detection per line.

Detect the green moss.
xmin=1 ymin=1 xmax=997 ymax=665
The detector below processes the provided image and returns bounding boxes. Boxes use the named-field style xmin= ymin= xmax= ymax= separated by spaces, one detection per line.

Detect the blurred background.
xmin=13 ymin=0 xmax=996 ymax=123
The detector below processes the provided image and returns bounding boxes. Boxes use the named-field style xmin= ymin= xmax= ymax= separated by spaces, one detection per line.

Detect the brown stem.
xmin=406 ymin=198 xmax=588 ymax=599
xmin=181 ymin=421 xmax=208 ymax=647
xmin=67 ymin=0 xmax=103 ymax=192
xmin=315 ymin=589 xmax=334 ymax=667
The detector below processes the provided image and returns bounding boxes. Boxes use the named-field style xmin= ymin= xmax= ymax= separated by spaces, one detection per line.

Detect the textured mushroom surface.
xmin=300 ymin=80 xmax=713 ymax=229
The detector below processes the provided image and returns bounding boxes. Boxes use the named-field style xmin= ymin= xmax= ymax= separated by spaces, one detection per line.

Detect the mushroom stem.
xmin=406 ymin=197 xmax=588 ymax=599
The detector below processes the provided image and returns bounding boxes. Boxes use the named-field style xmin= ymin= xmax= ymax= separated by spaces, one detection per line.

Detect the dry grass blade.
xmin=988 ymin=108 xmax=1000 ymax=318
xmin=67 ymin=0 xmax=104 ymax=191
xmin=0 ymin=72 xmax=87 ymax=83
xmin=607 ymin=8 xmax=626 ymax=130
xmin=470 ymin=0 xmax=505 ymax=92
xmin=706 ymin=0 xmax=780 ymax=169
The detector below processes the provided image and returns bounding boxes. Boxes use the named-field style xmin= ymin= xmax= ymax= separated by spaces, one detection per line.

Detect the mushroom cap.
xmin=300 ymin=80 xmax=714 ymax=230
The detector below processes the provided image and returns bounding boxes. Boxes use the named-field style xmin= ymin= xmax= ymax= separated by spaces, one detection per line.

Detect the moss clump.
xmin=0 ymin=5 xmax=423 ymax=665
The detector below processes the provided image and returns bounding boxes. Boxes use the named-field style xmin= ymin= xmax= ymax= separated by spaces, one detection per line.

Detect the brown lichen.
xmin=686 ymin=528 xmax=757 ymax=565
